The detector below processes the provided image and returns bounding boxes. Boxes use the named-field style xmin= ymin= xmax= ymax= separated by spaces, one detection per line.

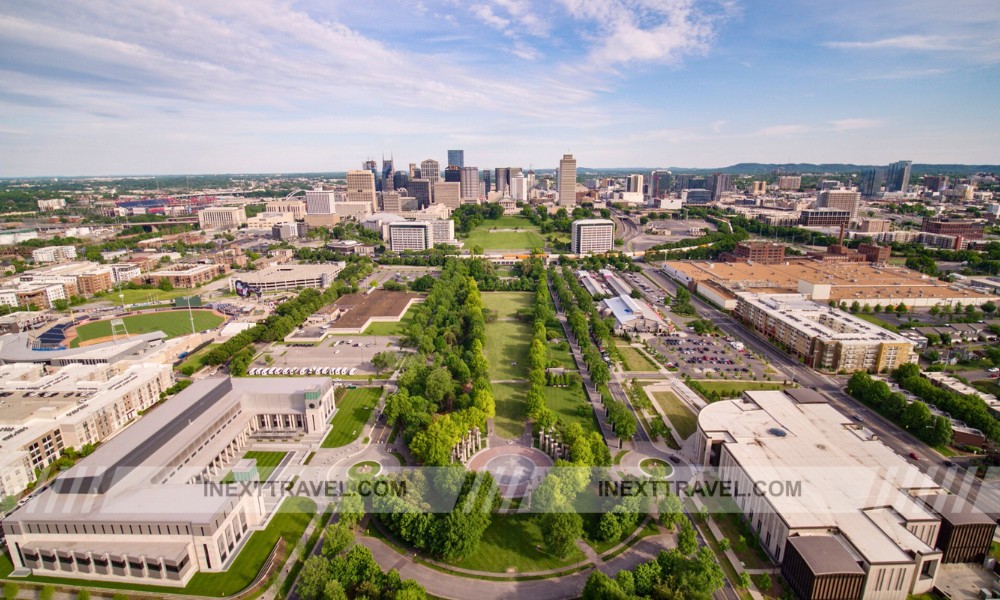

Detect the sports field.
xmin=483 ymin=292 xmax=533 ymax=380
xmin=69 ymin=310 xmax=224 ymax=346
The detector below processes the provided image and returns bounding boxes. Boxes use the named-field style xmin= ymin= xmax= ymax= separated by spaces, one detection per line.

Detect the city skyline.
xmin=1 ymin=0 xmax=998 ymax=176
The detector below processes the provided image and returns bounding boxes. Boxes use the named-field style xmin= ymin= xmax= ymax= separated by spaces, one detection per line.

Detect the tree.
xmin=677 ymin=517 xmax=698 ymax=555
xmin=322 ymin=523 xmax=355 ymax=558
xmin=660 ymin=493 xmax=684 ymax=530
xmin=340 ymin=492 xmax=365 ymax=529
xmin=39 ymin=587 xmax=55 ymax=600
xmin=372 ymin=350 xmax=398 ymax=374
xmin=540 ymin=511 xmax=583 ymax=558
xmin=77 ymin=591 xmax=91 ymax=600
xmin=929 ymin=305 xmax=941 ymax=318
xmin=902 ymin=401 xmax=932 ymax=430
xmin=983 ymin=301 xmax=998 ymax=315
xmin=850 ymin=300 xmax=861 ymax=313
xmin=158 ymin=277 xmax=174 ymax=291
xmin=895 ymin=302 xmax=908 ymax=314
xmin=582 ymin=571 xmax=629 ymax=600
xmin=3 ymin=583 xmax=18 ymax=600
xmin=323 ymin=580 xmax=349 ymax=600
xmin=756 ymin=572 xmax=772 ymax=592
xmin=297 ymin=556 xmax=330 ymax=600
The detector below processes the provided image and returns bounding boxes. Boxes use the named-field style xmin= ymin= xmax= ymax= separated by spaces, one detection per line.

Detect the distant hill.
xmin=577 ymin=163 xmax=1000 ymax=176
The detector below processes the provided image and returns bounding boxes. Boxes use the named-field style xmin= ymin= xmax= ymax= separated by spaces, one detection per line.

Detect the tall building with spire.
xmin=558 ymin=154 xmax=577 ymax=207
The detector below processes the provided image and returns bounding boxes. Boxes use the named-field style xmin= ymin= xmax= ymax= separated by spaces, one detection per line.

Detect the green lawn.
xmin=178 ymin=343 xmax=221 ymax=373
xmin=854 ymin=313 xmax=900 ymax=333
xmin=492 ymin=383 xmax=527 ymax=439
xmin=362 ymin=303 xmax=420 ymax=336
xmin=616 ymin=344 xmax=658 ymax=371
xmin=322 ymin=387 xmax=381 ymax=448
xmin=652 ymin=391 xmax=698 ymax=439
xmin=973 ymin=379 xmax=1000 ymax=397
xmin=221 ymin=451 xmax=287 ymax=482
xmin=463 ymin=225 xmax=545 ymax=251
xmin=696 ymin=380 xmax=785 ymax=395
xmin=548 ymin=341 xmax=576 ymax=370
xmin=70 ymin=310 xmax=224 ymax=346
xmin=440 ymin=513 xmax=586 ymax=573
xmin=483 ymin=293 xmax=534 ymax=381
xmin=9 ymin=497 xmax=316 ymax=596
xmin=485 ymin=215 xmax=541 ymax=229
xmin=545 ymin=383 xmax=599 ymax=434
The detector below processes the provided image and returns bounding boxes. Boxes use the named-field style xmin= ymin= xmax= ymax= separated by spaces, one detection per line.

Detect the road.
xmin=639 ymin=262 xmax=1000 ymax=517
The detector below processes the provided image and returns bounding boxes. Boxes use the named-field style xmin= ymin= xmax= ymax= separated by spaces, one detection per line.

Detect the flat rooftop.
xmin=699 ymin=389 xmax=942 ymax=563
xmin=664 ymin=259 xmax=998 ymax=302
xmin=737 ymin=293 xmax=914 ymax=344
xmin=241 ymin=263 xmax=345 ymax=284
xmin=329 ymin=290 xmax=422 ymax=330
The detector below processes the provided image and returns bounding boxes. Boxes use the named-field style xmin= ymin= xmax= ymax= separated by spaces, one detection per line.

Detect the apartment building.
xmin=720 ymin=241 xmax=786 ymax=264
xmin=920 ymin=218 xmax=985 ymax=240
xmin=388 ymin=221 xmax=434 ymax=252
xmin=799 ymin=209 xmax=852 ymax=227
xmin=570 ymin=219 xmax=615 ymax=254
xmin=31 ymin=246 xmax=77 ymax=264
xmin=0 ymin=362 xmax=174 ymax=497
xmin=147 ymin=263 xmax=229 ymax=288
xmin=733 ymin=292 xmax=916 ymax=372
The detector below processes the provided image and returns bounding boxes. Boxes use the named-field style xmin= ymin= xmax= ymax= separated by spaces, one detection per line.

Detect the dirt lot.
xmin=329 ymin=290 xmax=422 ymax=330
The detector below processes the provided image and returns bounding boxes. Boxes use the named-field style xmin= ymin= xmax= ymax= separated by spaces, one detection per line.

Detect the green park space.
xmin=349 ymin=461 xmax=382 ymax=478
xmin=221 ymin=451 xmax=287 ymax=482
xmin=616 ymin=344 xmax=658 ymax=371
xmin=463 ymin=217 xmax=545 ymax=251
xmin=7 ymin=497 xmax=316 ymax=596
xmin=544 ymin=383 xmax=599 ymax=434
xmin=321 ymin=387 xmax=381 ymax=448
xmin=440 ymin=513 xmax=586 ymax=573
xmin=548 ymin=340 xmax=576 ymax=370
xmin=492 ymin=383 xmax=527 ymax=439
xmin=70 ymin=310 xmax=225 ymax=346
xmin=177 ymin=343 xmax=221 ymax=374
xmin=483 ymin=292 xmax=534 ymax=380
xmin=639 ymin=458 xmax=673 ymax=477
xmin=361 ymin=303 xmax=420 ymax=336
xmin=652 ymin=390 xmax=698 ymax=439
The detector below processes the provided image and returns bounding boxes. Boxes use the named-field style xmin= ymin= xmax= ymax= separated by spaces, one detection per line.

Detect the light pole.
xmin=119 ymin=293 xmax=125 ymax=313
xmin=186 ymin=296 xmax=196 ymax=335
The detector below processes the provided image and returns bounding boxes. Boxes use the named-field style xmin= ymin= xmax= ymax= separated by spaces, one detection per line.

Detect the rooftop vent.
xmin=767 ymin=427 xmax=787 ymax=438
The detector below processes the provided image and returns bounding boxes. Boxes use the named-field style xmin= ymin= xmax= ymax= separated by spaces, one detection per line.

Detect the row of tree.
xmin=846 ymin=370 xmax=953 ymax=446
xmin=526 ymin=264 xmax=559 ymax=427
xmin=892 ymin=363 xmax=1000 ymax=443
xmin=385 ymin=260 xmax=495 ymax=466
xmin=549 ymin=267 xmax=612 ymax=385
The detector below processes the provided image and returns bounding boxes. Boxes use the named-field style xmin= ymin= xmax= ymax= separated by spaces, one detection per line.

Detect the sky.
xmin=1 ymin=0 xmax=999 ymax=176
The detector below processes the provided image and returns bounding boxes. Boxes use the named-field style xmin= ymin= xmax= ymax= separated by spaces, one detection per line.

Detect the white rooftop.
xmin=699 ymin=390 xmax=942 ymax=563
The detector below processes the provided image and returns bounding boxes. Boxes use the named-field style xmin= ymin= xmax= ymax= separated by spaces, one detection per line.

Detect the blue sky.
xmin=1 ymin=0 xmax=998 ymax=176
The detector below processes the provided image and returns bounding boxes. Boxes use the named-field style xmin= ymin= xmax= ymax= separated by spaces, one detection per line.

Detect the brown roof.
xmin=787 ymin=536 xmax=865 ymax=575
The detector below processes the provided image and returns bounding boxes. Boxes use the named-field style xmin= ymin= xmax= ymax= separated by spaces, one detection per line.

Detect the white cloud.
xmin=556 ymin=0 xmax=730 ymax=68
xmin=710 ymin=120 xmax=726 ymax=134
xmin=830 ymin=118 xmax=882 ymax=132
xmin=825 ymin=35 xmax=957 ymax=51
xmin=470 ymin=4 xmax=510 ymax=31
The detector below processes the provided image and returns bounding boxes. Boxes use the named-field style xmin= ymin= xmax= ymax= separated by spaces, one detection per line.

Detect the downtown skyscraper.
xmin=447 ymin=150 xmax=464 ymax=168
xmin=558 ymin=154 xmax=577 ymax=207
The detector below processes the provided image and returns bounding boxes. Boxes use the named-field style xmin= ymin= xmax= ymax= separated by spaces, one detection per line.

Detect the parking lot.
xmin=253 ymin=335 xmax=402 ymax=376
xmin=650 ymin=332 xmax=775 ymax=380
